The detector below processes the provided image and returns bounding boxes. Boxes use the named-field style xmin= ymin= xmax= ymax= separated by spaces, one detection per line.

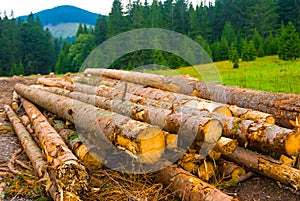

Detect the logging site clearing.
xmin=0 ymin=68 xmax=300 ymax=201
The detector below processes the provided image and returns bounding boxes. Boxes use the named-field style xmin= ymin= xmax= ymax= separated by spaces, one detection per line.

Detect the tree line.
xmin=1 ymin=0 xmax=300 ymax=76
xmin=56 ymin=0 xmax=300 ymax=72
xmin=0 ymin=13 xmax=59 ymax=76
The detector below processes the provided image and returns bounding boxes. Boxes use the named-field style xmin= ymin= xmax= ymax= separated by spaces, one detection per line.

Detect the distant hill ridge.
xmin=20 ymin=5 xmax=100 ymax=26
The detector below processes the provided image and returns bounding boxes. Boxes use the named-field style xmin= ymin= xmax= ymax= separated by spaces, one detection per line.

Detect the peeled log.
xmin=15 ymin=84 xmax=165 ymax=169
xmin=4 ymin=105 xmax=60 ymax=201
xmin=154 ymin=165 xmax=238 ymax=201
xmin=224 ymin=147 xmax=300 ymax=190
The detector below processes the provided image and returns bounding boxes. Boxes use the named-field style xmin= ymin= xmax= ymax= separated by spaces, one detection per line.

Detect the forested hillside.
xmin=0 ymin=14 xmax=58 ymax=76
xmin=19 ymin=5 xmax=99 ymax=26
xmin=1 ymin=0 xmax=300 ymax=76
xmin=56 ymin=0 xmax=300 ymax=73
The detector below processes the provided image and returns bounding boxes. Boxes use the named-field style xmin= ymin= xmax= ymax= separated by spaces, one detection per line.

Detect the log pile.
xmin=3 ymin=69 xmax=300 ymax=200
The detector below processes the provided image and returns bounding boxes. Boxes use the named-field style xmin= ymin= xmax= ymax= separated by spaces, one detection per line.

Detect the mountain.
xmin=19 ymin=5 xmax=101 ymax=39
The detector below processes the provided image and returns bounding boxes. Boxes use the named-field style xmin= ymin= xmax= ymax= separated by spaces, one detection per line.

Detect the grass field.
xmin=147 ymin=56 xmax=300 ymax=94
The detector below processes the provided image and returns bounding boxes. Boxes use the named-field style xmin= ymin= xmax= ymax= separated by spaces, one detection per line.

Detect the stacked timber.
xmin=84 ymin=68 xmax=300 ymax=128
xmin=5 ymin=69 xmax=300 ymax=200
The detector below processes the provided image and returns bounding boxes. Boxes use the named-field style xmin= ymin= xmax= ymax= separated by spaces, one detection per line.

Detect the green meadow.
xmin=148 ymin=56 xmax=300 ymax=94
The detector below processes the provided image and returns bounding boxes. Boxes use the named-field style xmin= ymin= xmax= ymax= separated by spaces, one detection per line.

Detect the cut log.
xmin=84 ymin=68 xmax=299 ymax=128
xmin=154 ymin=165 xmax=238 ymax=201
xmin=190 ymin=81 xmax=300 ymax=128
xmin=35 ymin=86 xmax=223 ymax=153
xmin=37 ymin=77 xmax=73 ymax=90
xmin=15 ymin=84 xmax=166 ymax=170
xmin=214 ymin=137 xmax=238 ymax=156
xmin=84 ymin=68 xmax=194 ymax=95
xmin=224 ymin=147 xmax=300 ymax=190
xmin=4 ymin=105 xmax=61 ymax=201
xmin=228 ymin=105 xmax=275 ymax=124
xmin=35 ymin=84 xmax=300 ymax=156
xmin=37 ymin=77 xmax=232 ymax=116
xmin=52 ymin=120 xmax=102 ymax=170
xmin=11 ymin=91 xmax=20 ymax=111
xmin=18 ymin=98 xmax=89 ymax=195
xmin=82 ymin=70 xmax=278 ymax=123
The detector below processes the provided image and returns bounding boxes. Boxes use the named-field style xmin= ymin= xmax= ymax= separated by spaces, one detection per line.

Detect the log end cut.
xmin=116 ymin=126 xmax=165 ymax=164
xmin=56 ymin=160 xmax=89 ymax=194
xmin=285 ymin=131 xmax=300 ymax=156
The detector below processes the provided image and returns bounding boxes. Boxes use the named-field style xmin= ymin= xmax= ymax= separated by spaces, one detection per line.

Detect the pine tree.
xmin=252 ymin=30 xmax=265 ymax=57
xmin=242 ymin=39 xmax=256 ymax=61
xmin=229 ymin=44 xmax=239 ymax=68
xmin=107 ymin=0 xmax=126 ymax=38
xmin=221 ymin=21 xmax=236 ymax=46
xmin=76 ymin=24 xmax=84 ymax=37
xmin=94 ymin=15 xmax=107 ymax=45
xmin=265 ymin=33 xmax=278 ymax=56
xmin=278 ymin=22 xmax=300 ymax=60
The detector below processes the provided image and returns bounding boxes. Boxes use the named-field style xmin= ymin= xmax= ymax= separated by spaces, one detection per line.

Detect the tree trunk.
xmin=15 ymin=84 xmax=166 ymax=170
xmin=154 ymin=165 xmax=238 ymax=201
xmin=18 ymin=97 xmax=89 ymax=196
xmin=224 ymin=147 xmax=300 ymax=190
xmin=4 ymin=105 xmax=61 ymax=201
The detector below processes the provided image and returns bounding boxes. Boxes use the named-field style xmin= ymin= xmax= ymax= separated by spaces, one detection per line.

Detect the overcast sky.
xmin=0 ymin=0 xmax=208 ymax=17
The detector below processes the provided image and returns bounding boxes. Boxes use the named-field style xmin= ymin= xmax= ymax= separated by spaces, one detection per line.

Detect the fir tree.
xmin=229 ymin=44 xmax=239 ymax=68
xmin=278 ymin=22 xmax=300 ymax=60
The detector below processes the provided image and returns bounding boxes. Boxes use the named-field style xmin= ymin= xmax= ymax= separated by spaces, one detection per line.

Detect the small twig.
xmin=15 ymin=160 xmax=32 ymax=172
xmin=0 ymin=167 xmax=10 ymax=172
xmin=9 ymin=188 xmax=23 ymax=201
xmin=7 ymin=149 xmax=33 ymax=177
xmin=7 ymin=148 xmax=23 ymax=175
xmin=237 ymin=171 xmax=254 ymax=183
xmin=0 ymin=172 xmax=14 ymax=178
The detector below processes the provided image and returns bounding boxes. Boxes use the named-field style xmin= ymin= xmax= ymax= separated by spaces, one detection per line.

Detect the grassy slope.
xmin=148 ymin=56 xmax=300 ymax=94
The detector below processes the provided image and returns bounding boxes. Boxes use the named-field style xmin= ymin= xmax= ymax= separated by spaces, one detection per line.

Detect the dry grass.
xmin=81 ymin=168 xmax=177 ymax=201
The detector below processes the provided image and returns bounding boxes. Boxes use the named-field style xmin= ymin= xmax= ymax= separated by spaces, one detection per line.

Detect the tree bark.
xmin=224 ymin=147 xmax=300 ymax=190
xmin=18 ymin=97 xmax=89 ymax=195
xmin=4 ymin=105 xmax=61 ymax=201
xmin=154 ymin=165 xmax=238 ymax=201
xmin=15 ymin=84 xmax=166 ymax=169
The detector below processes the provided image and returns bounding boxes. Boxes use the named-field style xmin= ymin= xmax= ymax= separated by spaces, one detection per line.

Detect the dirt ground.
xmin=0 ymin=77 xmax=299 ymax=201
